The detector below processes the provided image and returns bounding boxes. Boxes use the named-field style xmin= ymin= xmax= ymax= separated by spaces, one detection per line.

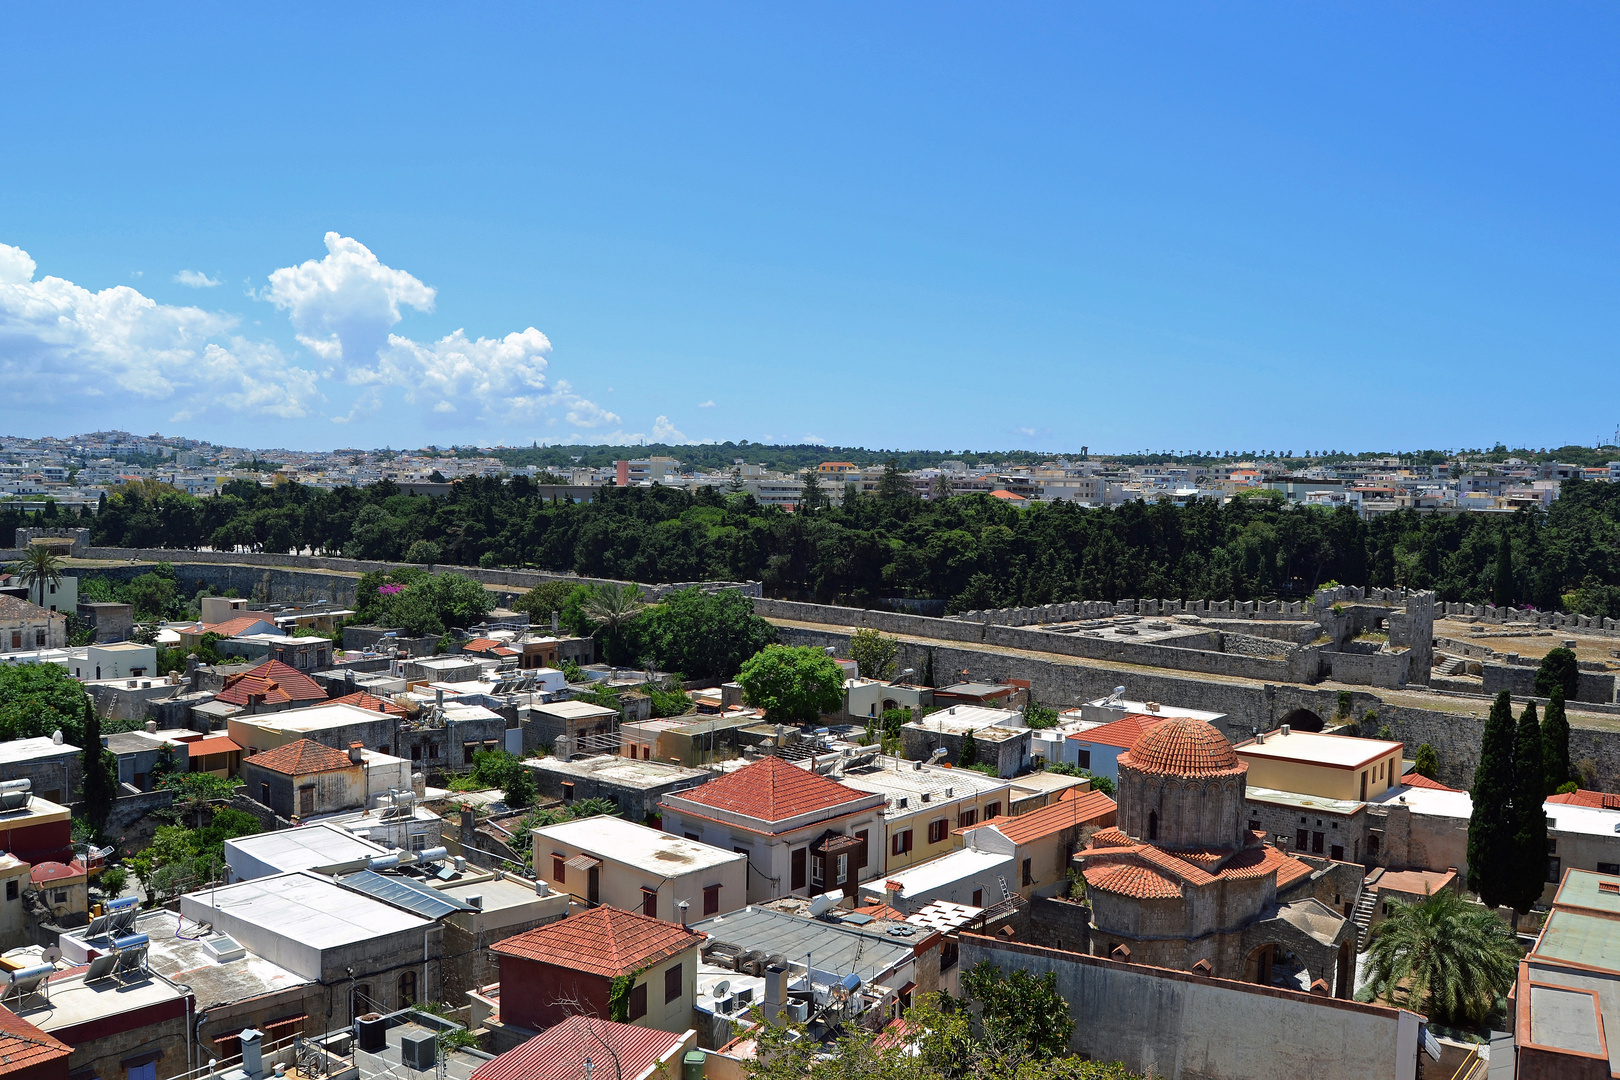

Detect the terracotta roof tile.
xmin=187 ymin=735 xmax=241 ymax=756
xmin=244 ymin=738 xmax=355 ymax=776
xmin=1069 ymin=714 xmax=1166 ymax=751
xmin=492 ymin=906 xmax=704 ymax=978
xmin=215 ymin=660 xmax=327 ymax=707
xmin=204 ymin=616 xmax=276 ymax=637
xmin=469 ymin=1016 xmax=682 ymax=1080
xmin=1216 ymin=844 xmax=1313 ymax=888
xmin=462 ymin=639 xmax=501 ymax=653
xmin=1119 ymin=718 xmax=1245 ymax=777
xmin=1547 ymin=788 xmax=1618 ymax=809
xmin=1083 ymin=862 xmax=1182 ymax=899
xmin=0 ymin=596 xmax=54 ymax=620
xmin=1088 ymin=827 xmax=1132 ymax=849
xmin=0 ymin=1003 xmax=72 ymax=1073
xmin=964 ymin=790 xmax=1117 ymax=846
xmin=667 ymin=756 xmax=871 ymax=823
xmin=326 ymin=690 xmax=406 ymax=715
xmin=1134 ymin=843 xmax=1217 ymax=887
xmin=1401 ymin=773 xmax=1460 ymax=793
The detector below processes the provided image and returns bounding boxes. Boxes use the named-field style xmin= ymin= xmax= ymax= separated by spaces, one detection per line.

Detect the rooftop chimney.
xmin=763 ymin=964 xmax=787 ymax=1026
xmin=349 ymin=742 xmax=363 ymax=764
xmin=677 ymin=899 xmax=690 ymax=927
xmin=239 ymin=1028 xmax=264 ymax=1080
xmin=1280 ymin=723 xmax=1291 ymax=737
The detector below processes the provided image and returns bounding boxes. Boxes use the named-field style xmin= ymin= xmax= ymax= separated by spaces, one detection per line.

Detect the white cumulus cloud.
xmin=697 ymin=399 xmax=715 ymax=408
xmin=652 ymin=416 xmax=687 ymax=442
xmin=266 ymin=232 xmax=435 ymax=363
xmin=0 ymin=242 xmax=319 ymax=419
xmin=174 ymin=270 xmax=221 ymax=288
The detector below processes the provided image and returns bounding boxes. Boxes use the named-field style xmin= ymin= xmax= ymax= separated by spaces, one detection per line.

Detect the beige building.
xmin=659 ymin=756 xmax=885 ymax=904
xmin=1235 ymin=728 xmax=1403 ymax=802
xmin=809 ymin=750 xmax=1012 ymax=875
xmin=0 ymin=853 xmax=31 ymax=949
xmin=0 ymin=594 xmax=66 ymax=653
xmin=960 ymin=789 xmax=1119 ymax=899
xmin=533 ymin=816 xmax=747 ymax=921
xmin=238 ymin=738 xmax=411 ymax=819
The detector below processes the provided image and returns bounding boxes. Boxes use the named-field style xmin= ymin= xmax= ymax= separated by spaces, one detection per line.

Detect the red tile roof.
xmin=28 ymin=862 xmax=82 ymax=885
xmin=1217 ymin=844 xmax=1313 ymax=888
xmin=1402 ymin=773 xmax=1460 ymax=793
xmin=1084 ymin=862 xmax=1182 ymax=899
xmin=244 ymin=738 xmax=355 ymax=776
xmin=1069 ymin=713 xmax=1164 ymax=750
xmin=668 ymin=756 xmax=871 ymax=823
xmin=187 ymin=736 xmax=241 ymax=757
xmin=1120 ymin=718 xmax=1244 ymax=777
xmin=326 ymin=690 xmax=406 ymax=715
xmin=0 ymin=1003 xmax=72 ymax=1074
xmin=215 ymin=660 xmax=326 ymax=707
xmin=1088 ymin=827 xmax=1132 ymax=849
xmin=462 ymin=638 xmax=502 ymax=653
xmin=1547 ymin=789 xmax=1620 ymax=809
xmin=492 ymin=906 xmax=704 ymax=978
xmin=964 ymin=790 xmax=1117 ymax=846
xmin=469 ymin=1016 xmax=682 ymax=1080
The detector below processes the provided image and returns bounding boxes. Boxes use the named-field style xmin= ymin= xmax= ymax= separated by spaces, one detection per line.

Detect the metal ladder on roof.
xmin=996 ymin=874 xmax=1011 ymax=901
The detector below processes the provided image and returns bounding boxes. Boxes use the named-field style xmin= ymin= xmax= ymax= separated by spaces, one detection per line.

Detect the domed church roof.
xmin=1119 ymin=718 xmax=1245 ymax=777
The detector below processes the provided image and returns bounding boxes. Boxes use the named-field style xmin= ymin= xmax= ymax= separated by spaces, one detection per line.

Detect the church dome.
xmin=1120 ymin=718 xmax=1244 ymax=777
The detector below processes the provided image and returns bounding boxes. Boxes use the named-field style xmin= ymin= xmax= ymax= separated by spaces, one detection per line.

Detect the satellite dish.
xmin=711 ymin=980 xmax=730 ymax=998
xmin=40 ymin=947 xmax=59 ymax=964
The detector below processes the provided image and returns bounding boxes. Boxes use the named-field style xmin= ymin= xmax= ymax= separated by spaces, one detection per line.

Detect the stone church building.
xmin=1079 ymin=717 xmax=1357 ymax=997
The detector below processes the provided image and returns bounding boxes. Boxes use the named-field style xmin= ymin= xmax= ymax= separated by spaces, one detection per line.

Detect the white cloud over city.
xmin=0 ymin=233 xmax=669 ymax=441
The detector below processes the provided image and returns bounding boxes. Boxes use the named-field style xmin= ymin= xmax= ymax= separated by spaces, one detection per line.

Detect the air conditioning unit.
xmin=787 ymin=1000 xmax=810 ymax=1023
xmin=399 ymin=1029 xmax=436 ymax=1072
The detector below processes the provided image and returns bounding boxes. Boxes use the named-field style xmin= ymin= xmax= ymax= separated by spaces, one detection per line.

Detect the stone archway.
xmin=1282 ymin=707 xmax=1324 ymax=733
xmin=1243 ymin=943 xmax=1277 ymax=985
xmin=1335 ymin=940 xmax=1354 ymax=999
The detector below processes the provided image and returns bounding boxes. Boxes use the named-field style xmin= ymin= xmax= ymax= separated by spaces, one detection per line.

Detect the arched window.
xmin=352 ymin=984 xmax=372 ymax=1017
xmin=398 ymin=971 xmax=417 ymax=1006
xmin=1147 ymin=811 xmax=1159 ymax=841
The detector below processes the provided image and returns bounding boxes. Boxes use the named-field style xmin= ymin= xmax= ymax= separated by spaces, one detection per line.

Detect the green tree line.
xmin=27 ymin=471 xmax=1620 ymax=616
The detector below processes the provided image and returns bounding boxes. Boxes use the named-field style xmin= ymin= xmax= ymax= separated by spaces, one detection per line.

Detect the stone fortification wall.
xmin=1325 ymin=651 xmax=1410 ymax=689
xmin=756 ymin=597 xmax=1320 ymax=684
xmin=776 ymin=623 xmax=1620 ymax=792
xmin=0 ymin=546 xmax=761 ymax=602
xmin=960 ymin=935 xmax=1420 ymax=1080
xmin=1482 ymin=663 xmax=1617 ymax=705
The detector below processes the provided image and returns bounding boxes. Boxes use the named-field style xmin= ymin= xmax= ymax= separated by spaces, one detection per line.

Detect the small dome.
xmin=1120 ymin=718 xmax=1243 ymax=776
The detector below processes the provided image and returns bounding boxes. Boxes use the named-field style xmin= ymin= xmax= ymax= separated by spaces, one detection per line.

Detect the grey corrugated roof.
xmin=337 ymin=870 xmax=474 ymax=919
xmin=690 ymin=906 xmax=918 ymax=983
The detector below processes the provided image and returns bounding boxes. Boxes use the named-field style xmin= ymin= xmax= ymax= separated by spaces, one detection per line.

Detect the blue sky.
xmin=2 ymin=4 xmax=1617 ymax=453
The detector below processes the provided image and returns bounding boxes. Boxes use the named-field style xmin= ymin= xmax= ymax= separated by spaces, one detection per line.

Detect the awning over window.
xmin=564 ymin=854 xmax=602 ymax=872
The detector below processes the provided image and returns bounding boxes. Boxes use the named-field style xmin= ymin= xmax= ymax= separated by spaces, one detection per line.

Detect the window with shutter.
xmin=664 ymin=963 xmax=682 ymax=1003
xmin=628 ymin=982 xmax=647 ymax=1020
xmin=703 ymin=883 xmax=721 ymax=915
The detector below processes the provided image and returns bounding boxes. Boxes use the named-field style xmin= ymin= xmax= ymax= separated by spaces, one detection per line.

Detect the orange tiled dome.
xmin=1120 ymin=718 xmax=1244 ymax=776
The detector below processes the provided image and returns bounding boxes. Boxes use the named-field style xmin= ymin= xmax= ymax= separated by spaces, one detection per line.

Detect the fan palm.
xmin=581 ymin=582 xmax=648 ymax=665
xmin=15 ymin=545 xmax=65 ymax=608
xmin=1364 ymin=888 xmax=1520 ymax=1025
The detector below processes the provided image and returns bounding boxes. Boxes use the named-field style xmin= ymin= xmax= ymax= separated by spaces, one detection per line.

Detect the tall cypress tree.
xmin=1492 ymin=530 xmax=1515 ymax=608
xmin=1543 ymin=687 xmax=1572 ymax=794
xmin=1468 ymin=692 xmax=1517 ymax=909
xmin=1508 ymin=700 xmax=1548 ymax=914
xmin=80 ymin=698 xmax=117 ymax=832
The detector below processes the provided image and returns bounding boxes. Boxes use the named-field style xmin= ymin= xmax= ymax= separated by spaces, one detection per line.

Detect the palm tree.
xmin=15 ymin=545 xmax=65 ymax=608
xmin=1364 ymin=888 xmax=1520 ymax=1025
xmin=581 ymin=582 xmax=647 ymax=665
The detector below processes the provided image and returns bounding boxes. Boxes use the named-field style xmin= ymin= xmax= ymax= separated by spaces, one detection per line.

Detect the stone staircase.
xmin=1351 ymin=888 xmax=1379 ymax=949
xmin=1435 ymin=655 xmax=1467 ymax=676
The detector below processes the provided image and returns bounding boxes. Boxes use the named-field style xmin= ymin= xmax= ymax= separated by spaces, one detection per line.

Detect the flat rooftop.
xmin=1537 ymin=907 xmax=1620 ymax=969
xmin=828 ymin=755 xmax=1008 ymax=814
xmin=1236 ymin=729 xmax=1402 ymax=770
xmin=1369 ymin=784 xmax=1472 ymax=819
xmin=532 ymin=700 xmax=618 ymax=720
xmin=185 ymin=871 xmax=435 ymax=947
xmin=13 ymin=968 xmax=186 ymax=1035
xmin=1081 ymin=698 xmax=1227 ymax=724
xmin=137 ymin=908 xmax=313 ymax=1010
xmin=533 ymin=816 xmax=744 ymax=872
xmin=1245 ymin=786 xmax=1364 ymax=815
xmin=528 ymin=754 xmax=707 ymax=788
xmin=0 ymin=736 xmax=79 ymax=762
xmin=903 ymin=705 xmax=1026 ymax=740
xmin=692 ymin=905 xmax=918 ymax=984
xmin=240 ymin=702 xmax=397 ymax=733
xmin=227 ymin=823 xmax=391 ymax=872
xmin=877 ymin=846 xmax=1012 ymax=895
xmin=1554 ymin=868 xmax=1620 ymax=915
